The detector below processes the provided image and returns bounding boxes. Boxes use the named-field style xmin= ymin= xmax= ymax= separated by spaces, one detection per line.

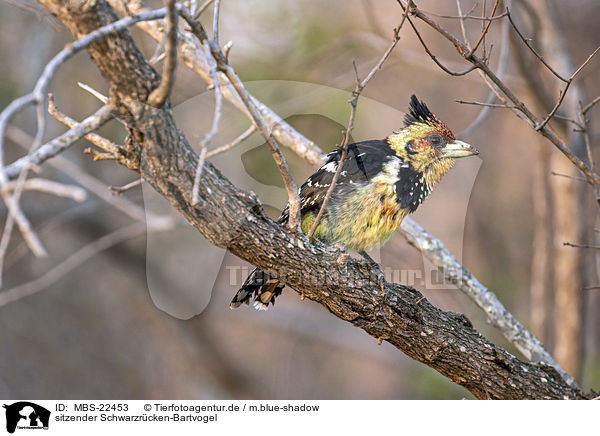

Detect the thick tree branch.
xmin=399 ymin=218 xmax=576 ymax=386
xmin=34 ymin=0 xmax=593 ymax=399
xmin=9 ymin=0 xmax=568 ymax=391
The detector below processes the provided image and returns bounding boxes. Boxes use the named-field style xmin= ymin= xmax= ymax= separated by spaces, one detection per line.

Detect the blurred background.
xmin=0 ymin=0 xmax=599 ymax=399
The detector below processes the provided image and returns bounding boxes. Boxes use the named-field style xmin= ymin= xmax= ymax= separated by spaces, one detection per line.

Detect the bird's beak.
xmin=442 ymin=140 xmax=479 ymax=158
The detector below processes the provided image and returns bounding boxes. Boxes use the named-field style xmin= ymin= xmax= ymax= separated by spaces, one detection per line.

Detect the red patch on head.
xmin=431 ymin=114 xmax=455 ymax=141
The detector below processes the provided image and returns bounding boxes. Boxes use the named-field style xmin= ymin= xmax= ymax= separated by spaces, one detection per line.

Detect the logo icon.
xmin=3 ymin=402 xmax=50 ymax=433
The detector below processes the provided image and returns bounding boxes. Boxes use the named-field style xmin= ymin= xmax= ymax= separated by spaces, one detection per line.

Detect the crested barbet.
xmin=231 ymin=95 xmax=478 ymax=310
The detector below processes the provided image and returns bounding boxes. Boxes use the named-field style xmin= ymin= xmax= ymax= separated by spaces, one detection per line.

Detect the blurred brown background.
xmin=0 ymin=0 xmax=599 ymax=399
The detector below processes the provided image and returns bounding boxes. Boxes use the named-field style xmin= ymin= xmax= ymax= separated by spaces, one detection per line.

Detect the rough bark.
xmin=37 ymin=0 xmax=594 ymax=399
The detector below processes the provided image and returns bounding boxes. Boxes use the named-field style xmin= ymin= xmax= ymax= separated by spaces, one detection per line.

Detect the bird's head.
xmin=388 ymin=95 xmax=478 ymax=186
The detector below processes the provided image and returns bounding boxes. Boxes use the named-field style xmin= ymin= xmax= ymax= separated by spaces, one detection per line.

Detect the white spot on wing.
xmin=322 ymin=162 xmax=338 ymax=173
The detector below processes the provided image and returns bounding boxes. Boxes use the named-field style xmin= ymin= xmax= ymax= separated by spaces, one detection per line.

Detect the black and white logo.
xmin=3 ymin=402 xmax=50 ymax=433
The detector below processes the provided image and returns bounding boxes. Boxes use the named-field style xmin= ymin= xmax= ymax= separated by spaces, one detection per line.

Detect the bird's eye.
xmin=429 ymin=134 xmax=445 ymax=148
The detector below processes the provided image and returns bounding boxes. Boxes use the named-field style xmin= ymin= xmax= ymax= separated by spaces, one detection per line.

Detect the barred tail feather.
xmin=230 ymin=268 xmax=285 ymax=310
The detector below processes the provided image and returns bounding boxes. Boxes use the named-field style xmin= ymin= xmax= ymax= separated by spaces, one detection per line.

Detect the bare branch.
xmin=6 ymin=125 xmax=148 ymax=222
xmin=459 ymin=2 xmax=511 ymax=137
xmin=0 ymin=221 xmax=172 ymax=308
xmin=5 ymin=106 xmax=114 ymax=180
xmin=581 ymin=95 xmax=600 ymax=116
xmin=3 ymin=178 xmax=87 ymax=202
xmin=193 ymin=0 xmax=214 ymax=19
xmin=192 ymin=40 xmax=223 ymax=205
xmin=506 ymin=9 xmax=566 ymax=82
xmin=180 ymin=7 xmax=302 ymax=232
xmin=0 ymin=6 xmax=168 ymax=267
xmin=400 ymin=217 xmax=577 ymax=386
xmin=147 ymin=0 xmax=177 ymax=107
xmin=205 ymin=124 xmax=256 ymax=158
xmin=405 ymin=12 xmax=477 ymax=76
xmin=309 ymin=13 xmax=408 ymax=238
xmin=48 ymin=95 xmax=119 ymax=155
xmin=109 ymin=0 xmax=325 ymax=167
xmin=563 ymin=242 xmax=600 ymax=249
xmin=77 ymin=82 xmax=109 ymax=104
xmin=550 ymin=171 xmax=593 ymax=185
xmin=456 ymin=99 xmax=515 ymax=108
xmin=468 ymin=0 xmax=499 ymax=56
xmin=110 ymin=178 xmax=143 ymax=194
xmin=535 ymin=46 xmax=600 ymax=131
xmin=399 ymin=0 xmax=600 ymax=188
xmin=212 ymin=0 xmax=221 ymax=45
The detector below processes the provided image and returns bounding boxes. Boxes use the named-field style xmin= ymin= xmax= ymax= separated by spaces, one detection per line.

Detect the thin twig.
xmin=577 ymin=101 xmax=595 ymax=173
xmin=550 ymin=171 xmax=593 ymax=185
xmin=193 ymin=0 xmax=214 ymax=19
xmin=563 ymin=242 xmax=600 ymax=249
xmin=148 ymin=1 xmax=178 ymax=107
xmin=405 ymin=12 xmax=477 ymax=76
xmin=417 ymin=1 xmax=480 ymax=20
xmin=399 ymin=0 xmax=600 ymax=188
xmin=309 ymin=11 xmax=408 ymax=238
xmin=535 ymin=45 xmax=600 ymax=131
xmin=468 ymin=0 xmax=499 ymax=56
xmin=212 ymin=0 xmax=221 ymax=45
xmin=110 ymin=0 xmax=325 ymax=167
xmin=581 ymin=95 xmax=600 ymax=116
xmin=110 ymin=178 xmax=143 ymax=194
xmin=48 ymin=94 xmax=118 ymax=154
xmin=206 ymin=124 xmax=256 ymax=158
xmin=456 ymin=0 xmax=471 ymax=49
xmin=6 ymin=106 xmax=114 ymax=180
xmin=6 ymin=125 xmax=149 ymax=223
xmin=433 ymin=12 xmax=507 ymax=21
xmin=192 ymin=40 xmax=223 ymax=205
xmin=0 ymin=222 xmax=168 ymax=308
xmin=180 ymin=7 xmax=302 ymax=231
xmin=459 ymin=1 xmax=511 ymax=137
xmin=192 ymin=145 xmax=207 ymax=206
xmin=456 ymin=99 xmax=515 ymax=108
xmin=506 ymin=9 xmax=566 ymax=82
xmin=3 ymin=178 xmax=87 ymax=202
xmin=77 ymin=82 xmax=109 ymax=104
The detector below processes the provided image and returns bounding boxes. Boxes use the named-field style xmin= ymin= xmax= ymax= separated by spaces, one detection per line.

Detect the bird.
xmin=230 ymin=95 xmax=478 ymax=310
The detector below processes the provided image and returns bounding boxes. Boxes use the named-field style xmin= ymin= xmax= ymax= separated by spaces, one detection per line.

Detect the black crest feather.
xmin=404 ymin=94 xmax=436 ymax=127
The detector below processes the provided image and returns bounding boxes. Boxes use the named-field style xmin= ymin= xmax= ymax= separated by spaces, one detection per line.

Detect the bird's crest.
xmin=404 ymin=94 xmax=438 ymax=127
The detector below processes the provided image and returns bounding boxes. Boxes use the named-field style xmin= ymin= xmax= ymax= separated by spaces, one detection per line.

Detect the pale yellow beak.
xmin=441 ymin=140 xmax=479 ymax=158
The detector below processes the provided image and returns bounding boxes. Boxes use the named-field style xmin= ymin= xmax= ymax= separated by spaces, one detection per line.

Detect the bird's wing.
xmin=278 ymin=139 xmax=398 ymax=223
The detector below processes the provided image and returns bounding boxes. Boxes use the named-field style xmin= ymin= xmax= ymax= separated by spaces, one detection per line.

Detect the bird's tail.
xmin=230 ymin=268 xmax=284 ymax=310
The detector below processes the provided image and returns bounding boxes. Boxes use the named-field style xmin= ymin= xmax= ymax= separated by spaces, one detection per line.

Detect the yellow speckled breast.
xmin=329 ymin=181 xmax=406 ymax=251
